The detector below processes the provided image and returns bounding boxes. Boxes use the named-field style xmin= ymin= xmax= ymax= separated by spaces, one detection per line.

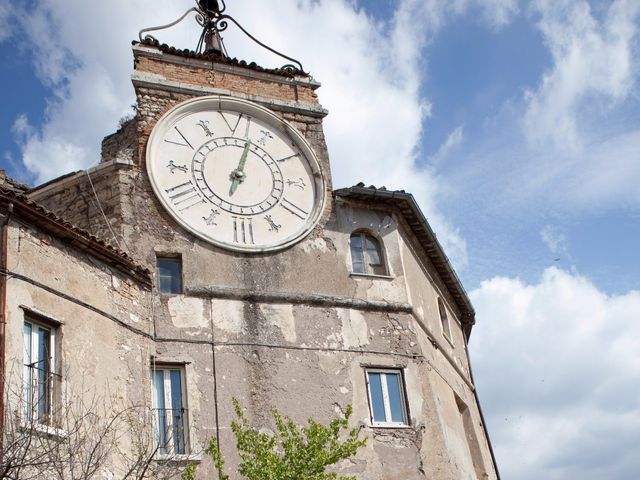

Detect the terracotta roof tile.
xmin=0 ymin=187 xmax=152 ymax=287
xmin=0 ymin=170 xmax=30 ymax=193
xmin=134 ymin=38 xmax=308 ymax=78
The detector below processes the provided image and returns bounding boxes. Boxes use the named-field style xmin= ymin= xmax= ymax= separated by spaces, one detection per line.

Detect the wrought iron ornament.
xmin=138 ymin=0 xmax=306 ymax=74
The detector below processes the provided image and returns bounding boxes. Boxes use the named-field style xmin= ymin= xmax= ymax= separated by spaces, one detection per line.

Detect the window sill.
xmin=369 ymin=423 xmax=412 ymax=429
xmin=20 ymin=421 xmax=69 ymax=439
xmin=154 ymin=454 xmax=202 ymax=464
xmin=350 ymin=272 xmax=394 ymax=280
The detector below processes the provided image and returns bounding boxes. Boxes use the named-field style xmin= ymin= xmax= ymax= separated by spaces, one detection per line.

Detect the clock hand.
xmin=229 ymin=141 xmax=251 ymax=196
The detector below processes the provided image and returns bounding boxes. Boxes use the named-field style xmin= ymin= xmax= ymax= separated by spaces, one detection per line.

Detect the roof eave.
xmin=0 ymin=189 xmax=152 ymax=288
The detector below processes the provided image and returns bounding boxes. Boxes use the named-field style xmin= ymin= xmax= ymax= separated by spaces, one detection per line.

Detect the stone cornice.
xmin=132 ymin=43 xmax=321 ymax=88
xmin=132 ymin=71 xmax=328 ymax=118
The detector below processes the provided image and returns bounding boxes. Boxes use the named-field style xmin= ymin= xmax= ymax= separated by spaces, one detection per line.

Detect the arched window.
xmin=350 ymin=231 xmax=387 ymax=275
xmin=438 ymin=298 xmax=452 ymax=342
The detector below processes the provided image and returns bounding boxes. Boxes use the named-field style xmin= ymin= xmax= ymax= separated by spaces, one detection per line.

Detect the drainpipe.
xmin=0 ymin=204 xmax=13 ymax=448
xmin=463 ymin=336 xmax=501 ymax=479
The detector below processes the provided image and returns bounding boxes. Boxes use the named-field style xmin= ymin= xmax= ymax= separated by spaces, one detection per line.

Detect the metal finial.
xmin=138 ymin=0 xmax=306 ymax=74
xmin=198 ymin=0 xmax=222 ymax=14
xmin=195 ymin=0 xmax=226 ymax=55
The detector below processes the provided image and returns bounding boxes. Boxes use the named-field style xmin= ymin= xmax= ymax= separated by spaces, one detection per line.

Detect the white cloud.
xmin=479 ymin=120 xmax=640 ymax=215
xmin=0 ymin=3 xmax=12 ymax=42
xmin=524 ymin=0 xmax=640 ymax=149
xmin=479 ymin=0 xmax=519 ymax=29
xmin=5 ymin=0 xmax=188 ymax=179
xmin=563 ymin=129 xmax=640 ymax=208
xmin=540 ymin=224 xmax=569 ymax=257
xmin=449 ymin=0 xmax=640 ymax=215
xmin=470 ymin=267 xmax=640 ymax=479
xmin=11 ymin=114 xmax=34 ymax=140
xmin=428 ymin=125 xmax=464 ymax=167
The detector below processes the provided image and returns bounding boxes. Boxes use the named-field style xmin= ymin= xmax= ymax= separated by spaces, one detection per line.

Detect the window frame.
xmin=349 ymin=231 xmax=389 ymax=277
xmin=151 ymin=364 xmax=190 ymax=456
xmin=438 ymin=298 xmax=454 ymax=346
xmin=156 ymin=255 xmax=183 ymax=295
xmin=23 ymin=316 xmax=60 ymax=426
xmin=364 ymin=368 xmax=410 ymax=428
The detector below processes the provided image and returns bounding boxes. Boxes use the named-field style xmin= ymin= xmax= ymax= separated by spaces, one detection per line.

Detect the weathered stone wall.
xmin=19 ymin=43 xmax=497 ymax=479
xmin=139 ymin=196 xmax=495 ymax=478
xmin=3 ymin=217 xmax=154 ymax=477
xmin=30 ymin=165 xmax=129 ymax=249
xmin=31 ymin=119 xmax=140 ymax=245
xmin=101 ymin=117 xmax=138 ymax=165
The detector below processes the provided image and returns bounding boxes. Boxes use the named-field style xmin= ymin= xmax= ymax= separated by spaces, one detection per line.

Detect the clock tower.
xmin=126 ymin=7 xmax=333 ymax=257
xmin=26 ymin=2 xmax=499 ymax=479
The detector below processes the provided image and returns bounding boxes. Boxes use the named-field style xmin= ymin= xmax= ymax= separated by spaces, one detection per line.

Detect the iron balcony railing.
xmin=152 ymin=407 xmax=188 ymax=455
xmin=23 ymin=363 xmax=62 ymax=426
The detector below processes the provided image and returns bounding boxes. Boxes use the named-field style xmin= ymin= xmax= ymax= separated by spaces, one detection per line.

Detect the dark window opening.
xmin=157 ymin=256 xmax=182 ymax=294
xmin=350 ymin=232 xmax=387 ymax=276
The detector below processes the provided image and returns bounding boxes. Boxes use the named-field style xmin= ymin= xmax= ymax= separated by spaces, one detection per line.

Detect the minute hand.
xmin=229 ymin=141 xmax=251 ymax=196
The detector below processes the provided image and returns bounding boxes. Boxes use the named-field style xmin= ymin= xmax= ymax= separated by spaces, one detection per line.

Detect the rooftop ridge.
xmin=133 ymin=38 xmax=308 ymax=79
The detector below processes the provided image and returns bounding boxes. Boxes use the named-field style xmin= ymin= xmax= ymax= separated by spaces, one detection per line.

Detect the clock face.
xmin=146 ymin=96 xmax=326 ymax=252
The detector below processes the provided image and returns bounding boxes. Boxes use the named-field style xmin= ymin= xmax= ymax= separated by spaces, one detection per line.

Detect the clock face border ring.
xmin=146 ymin=95 xmax=327 ymax=253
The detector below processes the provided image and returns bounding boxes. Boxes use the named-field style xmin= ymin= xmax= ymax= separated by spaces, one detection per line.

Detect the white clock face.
xmin=146 ymin=96 xmax=326 ymax=252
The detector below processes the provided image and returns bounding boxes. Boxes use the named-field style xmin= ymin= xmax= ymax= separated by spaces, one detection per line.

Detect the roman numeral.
xmin=164 ymin=126 xmax=194 ymax=149
xmin=218 ymin=112 xmax=253 ymax=138
xmin=280 ymin=198 xmax=308 ymax=220
xmin=277 ymin=153 xmax=300 ymax=162
xmin=232 ymin=217 xmax=255 ymax=244
xmin=165 ymin=180 xmax=205 ymax=212
xmin=219 ymin=112 xmax=243 ymax=135
xmin=243 ymin=116 xmax=252 ymax=138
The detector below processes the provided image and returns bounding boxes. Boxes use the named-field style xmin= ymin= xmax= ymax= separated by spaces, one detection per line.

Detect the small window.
xmin=152 ymin=366 xmax=189 ymax=455
xmin=438 ymin=298 xmax=452 ymax=342
xmin=365 ymin=368 xmax=408 ymax=426
xmin=157 ymin=256 xmax=182 ymax=294
xmin=23 ymin=318 xmax=59 ymax=425
xmin=350 ymin=232 xmax=387 ymax=275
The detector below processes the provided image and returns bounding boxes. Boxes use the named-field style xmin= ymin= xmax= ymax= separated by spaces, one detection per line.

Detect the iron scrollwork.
xmin=138 ymin=0 xmax=306 ymax=74
xmin=138 ymin=7 xmax=200 ymax=45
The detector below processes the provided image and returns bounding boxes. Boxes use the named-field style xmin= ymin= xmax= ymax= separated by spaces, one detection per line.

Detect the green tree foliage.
xmin=194 ymin=399 xmax=366 ymax=480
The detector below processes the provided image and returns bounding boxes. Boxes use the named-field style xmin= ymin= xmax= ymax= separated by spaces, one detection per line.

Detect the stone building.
xmin=0 ymin=5 xmax=498 ymax=479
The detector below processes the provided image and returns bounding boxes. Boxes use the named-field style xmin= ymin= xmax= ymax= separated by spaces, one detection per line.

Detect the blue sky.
xmin=1 ymin=1 xmax=640 ymax=478
xmin=0 ymin=34 xmax=46 ymax=182
xmin=411 ymin=3 xmax=639 ymax=295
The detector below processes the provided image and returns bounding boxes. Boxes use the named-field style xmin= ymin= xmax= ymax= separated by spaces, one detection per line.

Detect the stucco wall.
xmin=2 ymin=218 xmax=154 ymax=477
xmin=141 ymin=198 xmax=495 ymax=479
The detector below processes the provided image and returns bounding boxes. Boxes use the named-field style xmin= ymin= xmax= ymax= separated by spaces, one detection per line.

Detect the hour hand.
xmin=229 ymin=141 xmax=250 ymax=196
